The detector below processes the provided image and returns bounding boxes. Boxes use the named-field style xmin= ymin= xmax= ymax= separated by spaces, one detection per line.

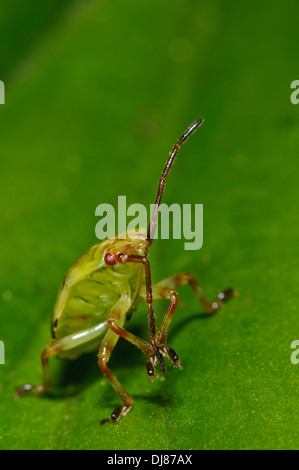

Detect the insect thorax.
xmin=51 ymin=234 xmax=147 ymax=352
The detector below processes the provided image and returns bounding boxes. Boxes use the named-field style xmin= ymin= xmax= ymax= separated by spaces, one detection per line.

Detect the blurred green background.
xmin=0 ymin=0 xmax=299 ymax=450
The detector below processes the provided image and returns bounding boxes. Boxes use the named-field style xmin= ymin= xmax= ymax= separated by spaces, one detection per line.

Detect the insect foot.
xmin=211 ymin=288 xmax=238 ymax=311
xmin=146 ymin=344 xmax=182 ymax=382
xmin=145 ymin=353 xmax=165 ymax=382
xmin=146 ymin=356 xmax=157 ymax=380
xmin=14 ymin=384 xmax=46 ymax=397
xmin=158 ymin=344 xmax=182 ymax=369
xmin=100 ymin=404 xmax=132 ymax=425
xmin=165 ymin=346 xmax=182 ymax=368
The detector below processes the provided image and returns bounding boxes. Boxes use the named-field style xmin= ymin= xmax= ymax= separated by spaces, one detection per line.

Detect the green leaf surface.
xmin=0 ymin=0 xmax=299 ymax=450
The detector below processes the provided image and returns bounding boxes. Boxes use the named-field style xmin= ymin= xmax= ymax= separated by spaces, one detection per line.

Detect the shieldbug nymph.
xmin=15 ymin=119 xmax=236 ymax=424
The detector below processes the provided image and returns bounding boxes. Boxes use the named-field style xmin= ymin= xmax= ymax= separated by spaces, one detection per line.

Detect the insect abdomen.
xmin=52 ymin=276 xmax=119 ymax=340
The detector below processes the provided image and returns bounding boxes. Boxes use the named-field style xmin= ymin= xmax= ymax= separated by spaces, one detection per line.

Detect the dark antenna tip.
xmin=177 ymin=118 xmax=204 ymax=145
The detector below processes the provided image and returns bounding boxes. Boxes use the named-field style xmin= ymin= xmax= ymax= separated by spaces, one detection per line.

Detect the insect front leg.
xmin=98 ymin=294 xmax=151 ymax=424
xmin=140 ymin=273 xmax=236 ymax=369
xmin=99 ymin=293 xmax=159 ymax=424
xmin=152 ymin=286 xmax=181 ymax=367
xmin=117 ymin=253 xmax=166 ymax=375
xmin=98 ymin=323 xmax=133 ymax=425
xmin=139 ymin=284 xmax=182 ymax=369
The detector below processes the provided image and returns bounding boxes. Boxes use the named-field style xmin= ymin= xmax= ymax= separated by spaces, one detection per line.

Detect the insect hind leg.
xmin=14 ymin=348 xmax=52 ymax=397
xmin=154 ymin=272 xmax=236 ymax=314
xmin=15 ymin=320 xmax=109 ymax=398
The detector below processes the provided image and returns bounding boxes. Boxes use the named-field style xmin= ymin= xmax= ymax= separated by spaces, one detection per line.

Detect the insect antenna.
xmin=146 ymin=118 xmax=204 ymax=246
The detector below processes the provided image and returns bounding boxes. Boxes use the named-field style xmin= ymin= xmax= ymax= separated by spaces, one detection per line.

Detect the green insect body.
xmin=15 ymin=119 xmax=235 ymax=424
xmin=50 ymin=235 xmax=146 ymax=360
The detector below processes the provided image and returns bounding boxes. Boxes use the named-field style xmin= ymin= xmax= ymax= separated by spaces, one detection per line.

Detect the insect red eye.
xmin=104 ymin=253 xmax=116 ymax=265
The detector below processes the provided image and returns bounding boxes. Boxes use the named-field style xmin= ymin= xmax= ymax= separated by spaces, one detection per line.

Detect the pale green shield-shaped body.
xmin=50 ymin=236 xmax=145 ymax=360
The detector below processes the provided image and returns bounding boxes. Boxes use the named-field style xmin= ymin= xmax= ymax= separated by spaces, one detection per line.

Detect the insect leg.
xmin=153 ymin=273 xmax=236 ymax=314
xmin=98 ymin=327 xmax=133 ymax=424
xmin=117 ymin=253 xmax=166 ymax=375
xmin=140 ymin=284 xmax=181 ymax=368
xmin=98 ymin=294 xmax=139 ymax=424
xmin=105 ymin=291 xmax=158 ymax=380
xmin=106 ymin=317 xmax=153 ymax=356
xmin=15 ymin=321 xmax=107 ymax=397
xmin=139 ymin=274 xmax=236 ymax=368
xmin=101 ymin=296 xmax=168 ymax=422
xmin=14 ymin=348 xmax=52 ymax=396
xmin=125 ymin=265 xmax=144 ymax=322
